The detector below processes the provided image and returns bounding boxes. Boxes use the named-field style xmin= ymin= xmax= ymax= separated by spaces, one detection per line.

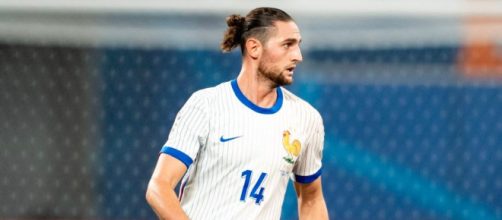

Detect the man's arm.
xmin=146 ymin=154 xmax=190 ymax=220
xmin=294 ymin=177 xmax=329 ymax=220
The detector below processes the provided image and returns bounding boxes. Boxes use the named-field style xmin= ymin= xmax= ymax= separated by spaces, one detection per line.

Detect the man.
xmin=146 ymin=7 xmax=328 ymax=220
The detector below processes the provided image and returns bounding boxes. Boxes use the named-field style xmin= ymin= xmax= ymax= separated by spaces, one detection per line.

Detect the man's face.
xmin=258 ymin=21 xmax=303 ymax=86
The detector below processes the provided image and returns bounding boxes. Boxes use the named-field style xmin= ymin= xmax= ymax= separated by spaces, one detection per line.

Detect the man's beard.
xmin=258 ymin=62 xmax=292 ymax=86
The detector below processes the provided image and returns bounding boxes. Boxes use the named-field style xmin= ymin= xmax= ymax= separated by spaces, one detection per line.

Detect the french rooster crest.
xmin=282 ymin=130 xmax=301 ymax=164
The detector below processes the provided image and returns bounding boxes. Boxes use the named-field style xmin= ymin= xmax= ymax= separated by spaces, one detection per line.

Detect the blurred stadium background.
xmin=0 ymin=1 xmax=501 ymax=219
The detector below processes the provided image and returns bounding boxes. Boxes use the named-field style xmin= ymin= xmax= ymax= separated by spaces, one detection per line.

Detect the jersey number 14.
xmin=240 ymin=170 xmax=268 ymax=205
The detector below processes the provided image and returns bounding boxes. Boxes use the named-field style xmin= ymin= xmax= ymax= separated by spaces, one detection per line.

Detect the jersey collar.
xmin=231 ymin=79 xmax=283 ymax=114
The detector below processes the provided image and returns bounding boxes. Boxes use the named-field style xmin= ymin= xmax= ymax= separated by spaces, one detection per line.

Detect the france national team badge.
xmin=282 ymin=130 xmax=301 ymax=164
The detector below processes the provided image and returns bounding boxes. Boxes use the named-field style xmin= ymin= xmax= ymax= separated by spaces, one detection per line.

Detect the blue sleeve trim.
xmin=295 ymin=167 xmax=322 ymax=184
xmin=160 ymin=146 xmax=193 ymax=168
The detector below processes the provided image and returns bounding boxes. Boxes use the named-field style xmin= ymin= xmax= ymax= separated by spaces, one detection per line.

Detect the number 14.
xmin=240 ymin=170 xmax=267 ymax=205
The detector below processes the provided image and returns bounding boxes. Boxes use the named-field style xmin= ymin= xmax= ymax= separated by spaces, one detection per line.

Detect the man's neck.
xmin=236 ymin=68 xmax=278 ymax=109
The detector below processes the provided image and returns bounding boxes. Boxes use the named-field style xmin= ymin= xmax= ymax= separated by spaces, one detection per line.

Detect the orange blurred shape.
xmin=459 ymin=17 xmax=502 ymax=77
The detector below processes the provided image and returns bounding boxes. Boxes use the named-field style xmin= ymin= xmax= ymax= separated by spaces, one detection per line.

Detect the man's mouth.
xmin=286 ymin=66 xmax=296 ymax=73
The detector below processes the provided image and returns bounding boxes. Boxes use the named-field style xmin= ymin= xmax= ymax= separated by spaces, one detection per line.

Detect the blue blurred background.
xmin=0 ymin=1 xmax=501 ymax=220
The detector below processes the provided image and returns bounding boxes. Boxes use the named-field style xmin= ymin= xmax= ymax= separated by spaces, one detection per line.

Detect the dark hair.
xmin=220 ymin=7 xmax=293 ymax=53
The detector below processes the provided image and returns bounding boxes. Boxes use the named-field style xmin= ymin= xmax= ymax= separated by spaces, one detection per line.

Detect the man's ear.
xmin=245 ymin=37 xmax=262 ymax=59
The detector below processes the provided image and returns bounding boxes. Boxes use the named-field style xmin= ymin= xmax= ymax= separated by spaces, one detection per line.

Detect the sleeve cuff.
xmin=160 ymin=146 xmax=194 ymax=168
xmin=294 ymin=167 xmax=322 ymax=184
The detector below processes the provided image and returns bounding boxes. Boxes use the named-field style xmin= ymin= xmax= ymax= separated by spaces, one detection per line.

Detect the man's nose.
xmin=292 ymin=47 xmax=303 ymax=63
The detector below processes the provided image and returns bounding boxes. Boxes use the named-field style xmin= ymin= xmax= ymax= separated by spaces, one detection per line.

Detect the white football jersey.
xmin=161 ymin=79 xmax=324 ymax=220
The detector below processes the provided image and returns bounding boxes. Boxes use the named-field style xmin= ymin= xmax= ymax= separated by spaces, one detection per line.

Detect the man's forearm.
xmin=298 ymin=195 xmax=329 ymax=220
xmin=146 ymin=179 xmax=190 ymax=220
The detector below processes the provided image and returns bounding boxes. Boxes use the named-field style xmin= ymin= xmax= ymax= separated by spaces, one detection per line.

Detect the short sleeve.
xmin=293 ymin=111 xmax=324 ymax=183
xmin=160 ymin=91 xmax=209 ymax=168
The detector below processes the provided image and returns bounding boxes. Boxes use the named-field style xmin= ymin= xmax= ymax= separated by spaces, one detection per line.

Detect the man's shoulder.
xmin=281 ymin=87 xmax=323 ymax=121
xmin=281 ymin=87 xmax=317 ymax=109
xmin=190 ymin=81 xmax=231 ymax=102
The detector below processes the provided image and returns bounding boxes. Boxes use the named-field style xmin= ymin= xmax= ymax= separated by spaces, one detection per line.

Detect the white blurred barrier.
xmin=0 ymin=0 xmax=501 ymax=48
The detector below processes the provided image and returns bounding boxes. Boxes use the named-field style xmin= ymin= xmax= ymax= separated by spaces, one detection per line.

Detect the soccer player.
xmin=146 ymin=7 xmax=328 ymax=220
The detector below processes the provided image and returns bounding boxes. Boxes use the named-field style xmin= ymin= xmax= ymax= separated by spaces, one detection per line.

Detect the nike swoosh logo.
xmin=220 ymin=135 xmax=242 ymax=142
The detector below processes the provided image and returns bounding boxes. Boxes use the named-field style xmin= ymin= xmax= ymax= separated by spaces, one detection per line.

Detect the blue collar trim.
xmin=231 ymin=79 xmax=283 ymax=114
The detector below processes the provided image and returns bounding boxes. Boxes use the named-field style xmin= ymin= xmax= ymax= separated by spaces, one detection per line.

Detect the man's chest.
xmin=203 ymin=114 xmax=307 ymax=172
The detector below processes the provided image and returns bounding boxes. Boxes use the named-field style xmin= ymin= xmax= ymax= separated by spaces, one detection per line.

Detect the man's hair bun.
xmin=221 ymin=14 xmax=246 ymax=52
